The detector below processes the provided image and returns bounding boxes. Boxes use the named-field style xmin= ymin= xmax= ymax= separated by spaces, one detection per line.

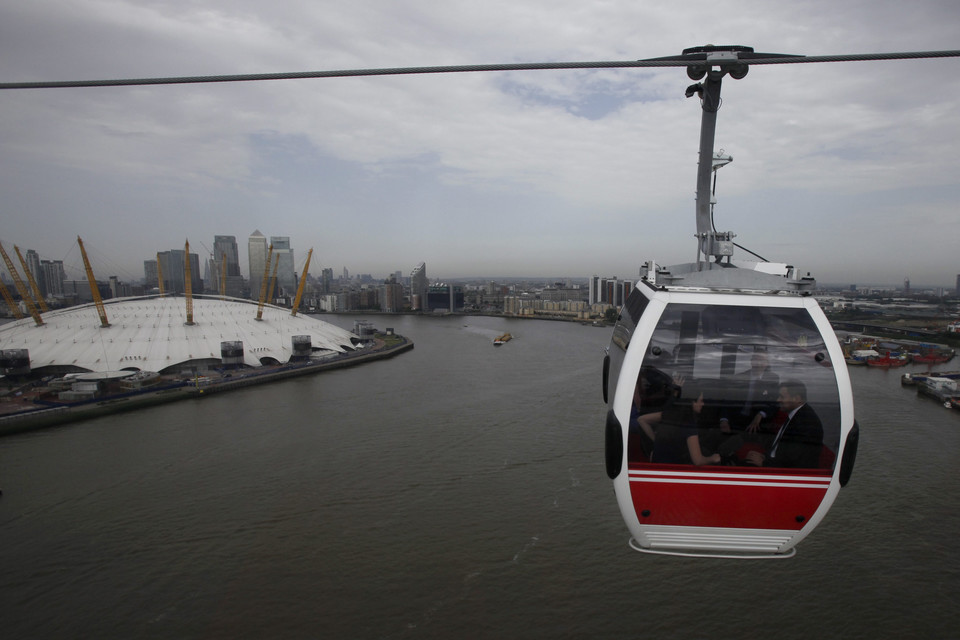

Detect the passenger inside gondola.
xmin=628 ymin=366 xmax=677 ymax=462
xmin=636 ymin=381 xmax=722 ymax=466
xmin=718 ymin=351 xmax=779 ymax=435
xmin=744 ymin=381 xmax=824 ymax=468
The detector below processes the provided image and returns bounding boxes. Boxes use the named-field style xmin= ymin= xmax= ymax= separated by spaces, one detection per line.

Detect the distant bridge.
xmin=830 ymin=321 xmax=940 ymax=339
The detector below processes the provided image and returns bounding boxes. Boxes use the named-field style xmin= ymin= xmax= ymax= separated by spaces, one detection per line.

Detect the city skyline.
xmin=1 ymin=2 xmax=958 ymax=285
xmin=5 ymin=230 xmax=960 ymax=293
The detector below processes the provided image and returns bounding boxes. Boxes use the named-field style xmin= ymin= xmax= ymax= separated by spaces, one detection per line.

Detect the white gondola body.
xmin=604 ymin=281 xmax=857 ymax=557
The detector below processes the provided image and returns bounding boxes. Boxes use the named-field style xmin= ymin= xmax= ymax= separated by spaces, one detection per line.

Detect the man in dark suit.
xmin=720 ymin=352 xmax=779 ymax=435
xmin=745 ymin=380 xmax=824 ymax=469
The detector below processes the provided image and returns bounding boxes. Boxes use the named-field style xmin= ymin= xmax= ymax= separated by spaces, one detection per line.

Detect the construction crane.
xmin=156 ymin=252 xmax=165 ymax=295
xmin=0 ymin=279 xmax=24 ymax=319
xmin=220 ymin=252 xmax=227 ymax=300
xmin=184 ymin=239 xmax=194 ymax=325
xmin=255 ymin=244 xmax=274 ymax=321
xmin=76 ymin=236 xmax=109 ymax=327
xmin=290 ymin=248 xmax=312 ymax=317
xmin=0 ymin=241 xmax=43 ymax=326
xmin=14 ymin=245 xmax=49 ymax=312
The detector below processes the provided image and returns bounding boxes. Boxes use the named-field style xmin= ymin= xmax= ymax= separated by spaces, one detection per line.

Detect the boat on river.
xmin=901 ymin=371 xmax=960 ymax=386
xmin=866 ymin=354 xmax=910 ymax=368
xmin=845 ymin=349 xmax=878 ymax=365
xmin=909 ymin=351 xmax=954 ymax=365
xmin=917 ymin=377 xmax=960 ymax=408
xmin=493 ymin=333 xmax=512 ymax=346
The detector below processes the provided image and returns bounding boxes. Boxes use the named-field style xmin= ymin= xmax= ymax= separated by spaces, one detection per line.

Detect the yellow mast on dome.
xmin=265 ymin=254 xmax=279 ymax=312
xmin=255 ymin=243 xmax=274 ymax=321
xmin=156 ymin=252 xmax=165 ymax=295
xmin=291 ymin=248 xmax=312 ymax=317
xmin=14 ymin=245 xmax=48 ymax=312
xmin=184 ymin=239 xmax=195 ymax=325
xmin=0 ymin=241 xmax=43 ymax=326
xmin=220 ymin=252 xmax=227 ymax=300
xmin=77 ymin=236 xmax=108 ymax=327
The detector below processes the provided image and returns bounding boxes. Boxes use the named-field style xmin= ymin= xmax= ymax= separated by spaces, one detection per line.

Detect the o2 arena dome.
xmin=0 ymin=295 xmax=361 ymax=376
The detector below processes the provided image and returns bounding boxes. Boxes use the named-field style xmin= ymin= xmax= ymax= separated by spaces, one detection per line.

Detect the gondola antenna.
xmin=710 ymin=150 xmax=733 ymax=258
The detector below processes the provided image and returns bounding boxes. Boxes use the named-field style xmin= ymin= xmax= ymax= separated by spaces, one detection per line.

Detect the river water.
xmin=1 ymin=314 xmax=957 ymax=638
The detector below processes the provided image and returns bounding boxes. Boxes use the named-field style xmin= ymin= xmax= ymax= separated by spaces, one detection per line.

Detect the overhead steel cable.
xmin=0 ymin=61 xmax=702 ymax=90
xmin=0 ymin=49 xmax=957 ymax=90
xmin=739 ymin=50 xmax=960 ymax=65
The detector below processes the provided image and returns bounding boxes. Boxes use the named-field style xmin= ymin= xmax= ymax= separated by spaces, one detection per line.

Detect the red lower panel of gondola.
xmin=628 ymin=464 xmax=832 ymax=530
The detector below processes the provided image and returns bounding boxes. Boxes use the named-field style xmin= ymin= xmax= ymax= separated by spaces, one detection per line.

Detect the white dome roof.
xmin=0 ymin=295 xmax=359 ymax=373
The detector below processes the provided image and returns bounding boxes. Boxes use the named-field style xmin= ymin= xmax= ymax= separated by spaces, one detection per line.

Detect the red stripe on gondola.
xmin=627 ymin=464 xmax=831 ymax=530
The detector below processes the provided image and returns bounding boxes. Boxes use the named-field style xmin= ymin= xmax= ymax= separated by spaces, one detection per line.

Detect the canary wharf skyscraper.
xmin=269 ymin=236 xmax=296 ymax=295
xmin=248 ymin=230 xmax=267 ymax=298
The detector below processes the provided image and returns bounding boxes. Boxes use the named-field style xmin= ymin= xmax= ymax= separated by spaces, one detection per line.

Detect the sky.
xmin=0 ymin=0 xmax=958 ymax=287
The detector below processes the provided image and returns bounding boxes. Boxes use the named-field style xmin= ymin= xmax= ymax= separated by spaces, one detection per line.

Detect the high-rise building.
xmin=321 ymin=268 xmax=333 ymax=294
xmin=144 ymin=260 xmax=159 ymax=291
xmin=212 ymin=235 xmax=244 ymax=297
xmin=24 ymin=249 xmax=44 ymax=296
xmin=204 ymin=257 xmax=216 ymax=294
xmin=410 ymin=262 xmax=427 ymax=311
xmin=248 ymin=230 xmax=268 ymax=298
xmin=590 ymin=275 xmax=631 ymax=307
xmin=40 ymin=260 xmax=65 ymax=297
xmin=270 ymin=236 xmax=296 ymax=295
xmin=214 ymin=236 xmax=241 ymax=276
xmin=157 ymin=249 xmax=201 ymax=294
xmin=381 ymin=276 xmax=404 ymax=312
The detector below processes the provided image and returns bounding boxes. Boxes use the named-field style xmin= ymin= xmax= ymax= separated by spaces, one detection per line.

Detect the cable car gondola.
xmin=602 ymin=45 xmax=862 ymax=558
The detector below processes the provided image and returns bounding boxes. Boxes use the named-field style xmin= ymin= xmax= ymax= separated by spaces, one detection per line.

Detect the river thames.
xmin=1 ymin=313 xmax=958 ymax=638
